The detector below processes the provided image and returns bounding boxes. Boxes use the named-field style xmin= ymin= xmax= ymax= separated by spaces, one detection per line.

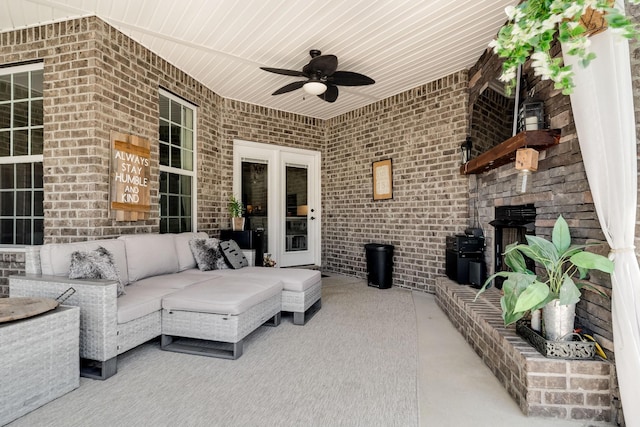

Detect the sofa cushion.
xmin=162 ymin=276 xmax=283 ymax=315
xmin=40 ymin=239 xmax=129 ymax=285
xmin=215 ymin=266 xmax=321 ymax=292
xmin=119 ymin=234 xmax=179 ymax=282
xmin=133 ymin=270 xmax=220 ymax=290
xmin=219 ymin=240 xmax=248 ymax=269
xmin=68 ymin=246 xmax=125 ymax=296
xmin=174 ymin=232 xmax=209 ymax=271
xmin=189 ymin=238 xmax=228 ymax=271
xmin=117 ymin=284 xmax=178 ymax=324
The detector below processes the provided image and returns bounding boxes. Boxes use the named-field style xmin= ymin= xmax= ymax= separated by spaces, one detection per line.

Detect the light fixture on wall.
xmin=515 ymin=148 xmax=539 ymax=194
xmin=460 ymin=136 xmax=472 ymax=165
xmin=303 ymin=76 xmax=327 ymax=95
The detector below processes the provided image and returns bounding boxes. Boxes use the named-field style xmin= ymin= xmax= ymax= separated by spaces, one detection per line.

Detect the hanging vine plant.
xmin=490 ymin=0 xmax=640 ymax=95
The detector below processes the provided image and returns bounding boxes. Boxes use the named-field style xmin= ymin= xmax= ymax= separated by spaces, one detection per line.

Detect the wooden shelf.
xmin=460 ymin=129 xmax=561 ymax=175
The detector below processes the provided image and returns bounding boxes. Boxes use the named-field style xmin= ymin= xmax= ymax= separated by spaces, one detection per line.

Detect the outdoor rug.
xmin=8 ymin=275 xmax=418 ymax=427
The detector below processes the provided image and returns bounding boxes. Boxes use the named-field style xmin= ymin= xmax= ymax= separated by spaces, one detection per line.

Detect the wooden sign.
xmin=110 ymin=131 xmax=151 ymax=221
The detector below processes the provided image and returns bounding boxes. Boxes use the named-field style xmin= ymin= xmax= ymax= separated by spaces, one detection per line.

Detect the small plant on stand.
xmin=228 ymin=195 xmax=245 ymax=231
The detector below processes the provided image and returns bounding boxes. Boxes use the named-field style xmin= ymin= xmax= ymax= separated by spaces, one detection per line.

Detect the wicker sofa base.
xmin=161 ymin=293 xmax=282 ymax=359
xmin=282 ymin=281 xmax=322 ymax=325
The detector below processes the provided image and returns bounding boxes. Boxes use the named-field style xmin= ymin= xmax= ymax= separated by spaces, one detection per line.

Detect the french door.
xmin=233 ymin=140 xmax=321 ymax=267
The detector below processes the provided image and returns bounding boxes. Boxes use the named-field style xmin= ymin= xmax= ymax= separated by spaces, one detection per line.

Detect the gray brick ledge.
xmin=435 ymin=276 xmax=614 ymax=423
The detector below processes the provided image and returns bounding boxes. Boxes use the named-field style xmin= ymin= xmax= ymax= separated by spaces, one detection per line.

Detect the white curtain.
xmin=562 ymin=5 xmax=640 ymax=425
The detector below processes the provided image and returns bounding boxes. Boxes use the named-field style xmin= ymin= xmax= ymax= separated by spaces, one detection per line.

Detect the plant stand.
xmin=516 ymin=320 xmax=596 ymax=360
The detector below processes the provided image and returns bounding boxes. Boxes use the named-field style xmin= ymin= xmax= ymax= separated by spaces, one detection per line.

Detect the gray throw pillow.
xmin=220 ymin=240 xmax=249 ymax=269
xmin=68 ymin=246 xmax=125 ymax=296
xmin=189 ymin=238 xmax=229 ymax=271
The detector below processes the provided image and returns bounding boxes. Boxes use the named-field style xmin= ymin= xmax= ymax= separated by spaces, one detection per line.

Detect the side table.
xmin=0 ymin=305 xmax=80 ymax=425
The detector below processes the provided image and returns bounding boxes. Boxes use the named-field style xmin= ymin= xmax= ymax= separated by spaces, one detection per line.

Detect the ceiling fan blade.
xmin=260 ymin=67 xmax=305 ymax=77
xmin=272 ymin=80 xmax=305 ymax=95
xmin=304 ymin=54 xmax=338 ymax=77
xmin=318 ymin=84 xmax=338 ymax=103
xmin=329 ymin=71 xmax=375 ymax=86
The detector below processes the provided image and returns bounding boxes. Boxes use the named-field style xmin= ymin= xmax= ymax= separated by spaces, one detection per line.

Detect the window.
xmin=0 ymin=63 xmax=44 ymax=245
xmin=159 ymin=91 xmax=196 ymax=233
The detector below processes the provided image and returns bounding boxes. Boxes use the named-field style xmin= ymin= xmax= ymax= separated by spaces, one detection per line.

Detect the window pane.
xmin=13 ymin=130 xmax=29 ymax=156
xmin=170 ymin=100 xmax=181 ymax=123
xmin=0 ymin=131 xmax=9 ymax=156
xmin=169 ymin=196 xmax=180 ymax=215
xmin=170 ymin=124 xmax=180 ymax=145
xmin=0 ymin=219 xmax=13 ymax=244
xmin=0 ymin=104 xmax=10 ymax=129
xmin=0 ymin=164 xmax=13 ymax=189
xmin=15 ymin=191 xmax=31 ymax=216
xmin=32 ymin=129 xmax=43 ymax=155
xmin=183 ymin=129 xmax=193 ymax=150
xmin=159 ymin=119 xmax=169 ymax=142
xmin=13 ymin=72 xmax=29 ymax=100
xmin=160 ymin=217 xmax=168 ymax=233
xmin=159 ymin=143 xmax=169 ymax=167
xmin=34 ymin=191 xmax=43 ymax=215
xmin=181 ymin=196 xmax=191 ymax=216
xmin=170 ymin=146 xmax=181 ymax=169
xmin=0 ymin=192 xmax=13 ymax=215
xmin=168 ymin=218 xmax=180 ymax=233
xmin=159 ymin=95 xmax=170 ymax=120
xmin=31 ymin=99 xmax=43 ymax=126
xmin=0 ymin=75 xmax=10 ymax=102
xmin=159 ymin=171 xmax=168 ymax=193
xmin=15 ymin=219 xmax=30 ymax=245
xmin=168 ymin=173 xmax=179 ymax=194
xmin=34 ymin=163 xmax=43 ymax=187
xmin=180 ymin=175 xmax=192 ymax=195
xmin=160 ymin=194 xmax=167 ymax=216
xmin=181 ymin=218 xmax=191 ymax=232
xmin=33 ymin=219 xmax=43 ymax=245
xmin=13 ymin=101 xmax=29 ymax=127
xmin=31 ymin=70 xmax=43 ymax=97
xmin=15 ymin=163 xmax=31 ymax=188
xmin=184 ymin=108 xmax=193 ymax=129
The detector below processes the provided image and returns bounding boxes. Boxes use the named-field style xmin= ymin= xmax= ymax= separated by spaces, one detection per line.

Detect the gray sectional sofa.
xmin=10 ymin=232 xmax=322 ymax=380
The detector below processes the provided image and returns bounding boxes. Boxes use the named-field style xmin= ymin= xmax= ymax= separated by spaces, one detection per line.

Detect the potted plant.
xmin=228 ymin=195 xmax=245 ymax=231
xmin=476 ymin=215 xmax=614 ymax=341
xmin=490 ymin=0 xmax=639 ymax=95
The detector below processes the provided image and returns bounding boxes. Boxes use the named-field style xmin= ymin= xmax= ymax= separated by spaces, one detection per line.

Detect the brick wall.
xmin=324 ymin=74 xmax=470 ymax=292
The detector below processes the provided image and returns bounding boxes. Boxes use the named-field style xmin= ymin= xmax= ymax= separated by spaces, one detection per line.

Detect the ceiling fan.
xmin=260 ymin=50 xmax=375 ymax=103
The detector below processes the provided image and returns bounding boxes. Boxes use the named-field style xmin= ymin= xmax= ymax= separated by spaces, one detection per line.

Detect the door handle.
xmin=310 ymin=216 xmax=316 ymax=220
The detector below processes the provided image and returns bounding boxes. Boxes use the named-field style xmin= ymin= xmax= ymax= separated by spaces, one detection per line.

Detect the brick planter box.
xmin=435 ymin=277 xmax=614 ymax=422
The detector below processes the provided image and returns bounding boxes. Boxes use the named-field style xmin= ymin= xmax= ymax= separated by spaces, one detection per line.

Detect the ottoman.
xmin=161 ymin=276 xmax=283 ymax=359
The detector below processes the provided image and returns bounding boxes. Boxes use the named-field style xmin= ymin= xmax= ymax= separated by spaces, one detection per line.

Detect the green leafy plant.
xmin=228 ymin=195 xmax=244 ymax=218
xmin=476 ymin=215 xmax=614 ymax=325
xmin=491 ymin=0 xmax=640 ymax=95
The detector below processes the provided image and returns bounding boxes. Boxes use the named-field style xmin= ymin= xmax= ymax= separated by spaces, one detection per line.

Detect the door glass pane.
xmin=242 ymin=161 xmax=268 ymax=254
xmin=285 ymin=165 xmax=308 ymax=252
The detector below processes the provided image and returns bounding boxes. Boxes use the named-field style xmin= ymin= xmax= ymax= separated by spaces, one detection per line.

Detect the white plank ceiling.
xmin=1 ymin=0 xmax=516 ymax=119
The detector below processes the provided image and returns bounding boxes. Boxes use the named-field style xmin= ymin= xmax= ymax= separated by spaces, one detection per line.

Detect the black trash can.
xmin=365 ymin=243 xmax=394 ymax=289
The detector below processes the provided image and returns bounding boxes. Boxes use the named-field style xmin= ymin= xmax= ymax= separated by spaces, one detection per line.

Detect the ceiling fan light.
xmin=303 ymin=81 xmax=327 ymax=95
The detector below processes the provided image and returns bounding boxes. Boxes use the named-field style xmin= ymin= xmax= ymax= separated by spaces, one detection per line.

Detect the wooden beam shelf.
xmin=460 ymin=129 xmax=561 ymax=175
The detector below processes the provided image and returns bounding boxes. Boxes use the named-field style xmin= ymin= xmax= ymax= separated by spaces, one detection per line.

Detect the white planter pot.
xmin=542 ymin=299 xmax=576 ymax=341
xmin=232 ymin=217 xmax=245 ymax=231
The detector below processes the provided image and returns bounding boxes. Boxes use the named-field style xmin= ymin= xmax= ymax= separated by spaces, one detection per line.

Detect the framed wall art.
xmin=372 ymin=159 xmax=393 ymax=200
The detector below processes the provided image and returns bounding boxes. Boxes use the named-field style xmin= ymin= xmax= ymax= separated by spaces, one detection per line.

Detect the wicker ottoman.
xmin=161 ymin=277 xmax=282 ymax=359
xmin=0 ymin=306 xmax=80 ymax=425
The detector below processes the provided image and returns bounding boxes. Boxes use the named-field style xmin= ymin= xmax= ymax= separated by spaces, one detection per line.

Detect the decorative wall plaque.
xmin=110 ymin=131 xmax=151 ymax=221
xmin=373 ymin=159 xmax=393 ymax=200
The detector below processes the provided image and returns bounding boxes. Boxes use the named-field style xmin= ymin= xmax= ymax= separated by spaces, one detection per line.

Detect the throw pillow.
xmin=220 ymin=240 xmax=249 ymax=269
xmin=189 ymin=238 xmax=229 ymax=271
xmin=68 ymin=246 xmax=125 ymax=296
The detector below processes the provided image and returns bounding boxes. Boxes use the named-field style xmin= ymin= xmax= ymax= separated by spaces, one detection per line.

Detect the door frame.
xmin=232 ymin=139 xmax=321 ymax=267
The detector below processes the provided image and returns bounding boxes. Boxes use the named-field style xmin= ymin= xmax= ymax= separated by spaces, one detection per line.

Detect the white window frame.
xmin=158 ymin=89 xmax=197 ymax=233
xmin=0 ymin=62 xmax=44 ymax=246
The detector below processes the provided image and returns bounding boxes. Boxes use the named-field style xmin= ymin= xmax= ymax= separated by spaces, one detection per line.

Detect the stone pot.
xmin=542 ymin=299 xmax=576 ymax=341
